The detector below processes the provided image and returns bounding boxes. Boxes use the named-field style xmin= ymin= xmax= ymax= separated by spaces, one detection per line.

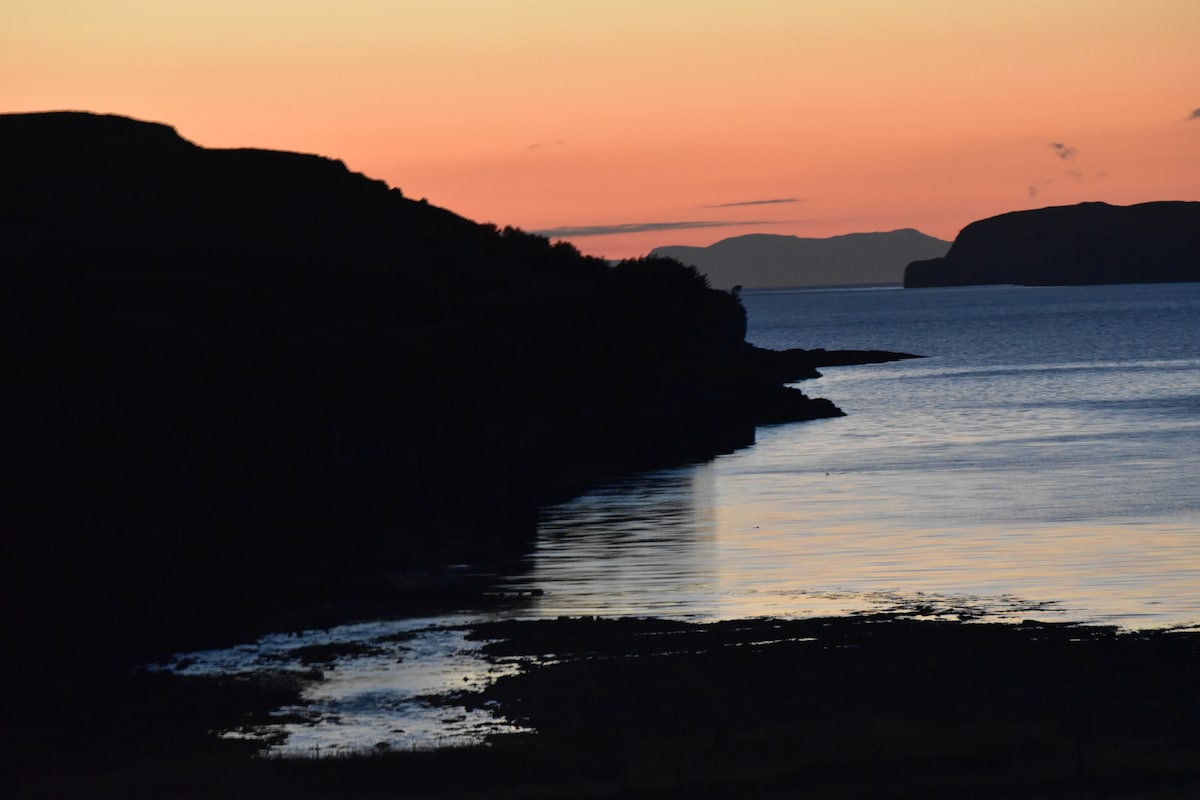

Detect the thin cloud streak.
xmin=533 ymin=220 xmax=778 ymax=238
xmin=703 ymin=197 xmax=803 ymax=208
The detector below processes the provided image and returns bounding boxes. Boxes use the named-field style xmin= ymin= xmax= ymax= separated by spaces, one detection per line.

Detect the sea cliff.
xmin=904 ymin=201 xmax=1200 ymax=288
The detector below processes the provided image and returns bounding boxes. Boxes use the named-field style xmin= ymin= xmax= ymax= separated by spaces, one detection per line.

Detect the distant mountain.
xmin=904 ymin=201 xmax=1200 ymax=288
xmin=651 ymin=230 xmax=951 ymax=289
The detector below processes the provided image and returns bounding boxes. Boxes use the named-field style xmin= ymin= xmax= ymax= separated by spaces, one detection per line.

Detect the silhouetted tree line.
xmin=1 ymin=113 xmax=840 ymax=657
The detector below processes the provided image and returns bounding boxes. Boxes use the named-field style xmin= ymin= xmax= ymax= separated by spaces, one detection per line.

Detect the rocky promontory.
xmin=904 ymin=201 xmax=1200 ymax=288
xmin=0 ymin=112 xmax=916 ymax=664
xmin=1 ymin=113 xmax=822 ymax=545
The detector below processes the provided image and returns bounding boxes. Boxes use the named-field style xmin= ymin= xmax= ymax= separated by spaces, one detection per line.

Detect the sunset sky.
xmin=5 ymin=1 xmax=1199 ymax=258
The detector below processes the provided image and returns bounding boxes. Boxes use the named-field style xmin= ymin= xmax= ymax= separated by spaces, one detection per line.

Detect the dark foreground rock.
xmin=463 ymin=615 xmax=1200 ymax=798
xmin=905 ymin=201 xmax=1200 ymax=288
xmin=12 ymin=615 xmax=1200 ymax=799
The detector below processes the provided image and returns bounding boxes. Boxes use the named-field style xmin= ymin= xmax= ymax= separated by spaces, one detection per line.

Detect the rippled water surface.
xmin=165 ymin=281 xmax=1200 ymax=752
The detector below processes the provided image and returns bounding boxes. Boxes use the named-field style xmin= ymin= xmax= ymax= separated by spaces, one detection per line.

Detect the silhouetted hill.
xmin=2 ymin=112 xmax=914 ymax=661
xmin=651 ymin=230 xmax=950 ymax=289
xmin=904 ymin=201 xmax=1200 ymax=288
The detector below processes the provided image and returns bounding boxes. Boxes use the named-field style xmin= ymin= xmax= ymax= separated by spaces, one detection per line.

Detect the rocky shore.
xmin=12 ymin=614 xmax=1200 ymax=799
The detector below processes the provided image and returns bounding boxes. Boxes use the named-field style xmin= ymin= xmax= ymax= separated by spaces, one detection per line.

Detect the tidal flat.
xmin=12 ymin=613 xmax=1200 ymax=799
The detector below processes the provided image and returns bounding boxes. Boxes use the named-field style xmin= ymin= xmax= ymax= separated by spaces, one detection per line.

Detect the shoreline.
xmin=13 ymin=612 xmax=1200 ymax=798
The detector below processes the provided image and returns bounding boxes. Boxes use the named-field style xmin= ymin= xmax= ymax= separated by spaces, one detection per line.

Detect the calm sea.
xmin=165 ymin=281 xmax=1200 ymax=753
xmin=504 ymin=281 xmax=1200 ymax=627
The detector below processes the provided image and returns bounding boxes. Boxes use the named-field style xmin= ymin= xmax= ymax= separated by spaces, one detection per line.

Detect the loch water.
xmin=164 ymin=281 xmax=1200 ymax=753
xmin=505 ymin=281 xmax=1200 ymax=626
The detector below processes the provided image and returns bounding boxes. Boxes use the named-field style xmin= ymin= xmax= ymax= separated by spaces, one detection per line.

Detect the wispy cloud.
xmin=533 ymin=220 xmax=776 ymax=238
xmin=1050 ymin=142 xmax=1079 ymax=160
xmin=526 ymin=139 xmax=566 ymax=151
xmin=703 ymin=197 xmax=802 ymax=209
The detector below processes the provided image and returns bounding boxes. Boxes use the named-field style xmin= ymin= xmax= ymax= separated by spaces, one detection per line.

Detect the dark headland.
xmin=6 ymin=113 xmax=1199 ymax=799
xmin=904 ymin=201 xmax=1200 ymax=288
xmin=2 ymin=111 xmax=921 ymax=650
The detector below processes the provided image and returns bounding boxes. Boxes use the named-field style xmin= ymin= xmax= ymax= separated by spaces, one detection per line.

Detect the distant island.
xmin=651 ymin=229 xmax=951 ymax=289
xmin=904 ymin=201 xmax=1200 ymax=288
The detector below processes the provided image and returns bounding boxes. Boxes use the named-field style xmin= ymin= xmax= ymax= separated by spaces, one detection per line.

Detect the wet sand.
xmin=12 ymin=614 xmax=1200 ymax=798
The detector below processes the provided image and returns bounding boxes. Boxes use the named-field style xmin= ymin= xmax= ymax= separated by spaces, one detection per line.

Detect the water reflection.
xmin=500 ymin=435 xmax=1200 ymax=629
xmin=157 ymin=617 xmax=531 ymax=755
xmin=498 ymin=466 xmax=721 ymax=617
xmin=495 ymin=352 xmax=1200 ymax=630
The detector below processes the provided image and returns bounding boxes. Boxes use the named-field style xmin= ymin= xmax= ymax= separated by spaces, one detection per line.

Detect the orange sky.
xmin=5 ymin=1 xmax=1199 ymax=258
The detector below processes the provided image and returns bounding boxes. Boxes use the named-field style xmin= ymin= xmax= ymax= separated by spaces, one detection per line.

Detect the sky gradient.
xmin=6 ymin=1 xmax=1199 ymax=258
